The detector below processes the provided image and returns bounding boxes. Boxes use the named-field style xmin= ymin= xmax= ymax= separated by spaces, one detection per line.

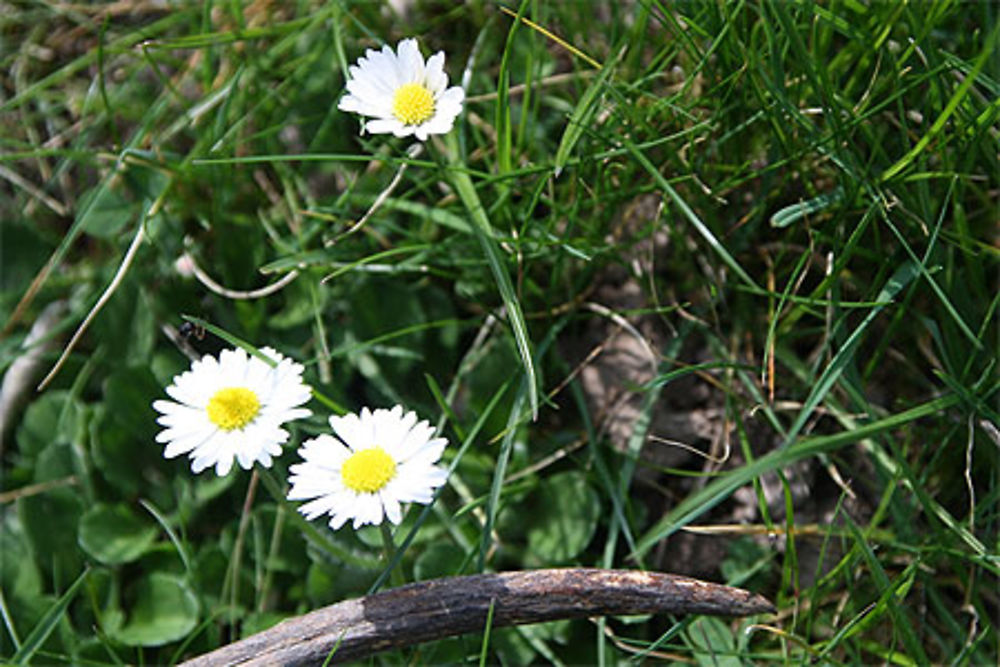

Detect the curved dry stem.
xmin=325 ymin=142 xmax=424 ymax=247
xmin=185 ymin=252 xmax=300 ymax=300
xmin=37 ymin=224 xmax=146 ymax=390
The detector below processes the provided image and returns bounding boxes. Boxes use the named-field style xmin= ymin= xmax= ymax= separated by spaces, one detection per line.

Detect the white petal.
xmin=162 ymin=430 xmax=214 ymax=458
xmin=329 ymin=412 xmax=366 ymax=451
xmin=396 ymin=39 xmax=424 ymax=83
xmin=363 ymin=118 xmax=407 ymax=136
xmin=355 ymin=494 xmax=385 ymax=527
xmin=439 ymin=85 xmax=465 ymax=105
xmin=391 ymin=123 xmax=418 ymax=138
xmin=381 ymin=493 xmax=402 ymax=525
xmin=424 ymin=52 xmax=448 ymax=94
xmin=298 ymin=495 xmax=340 ymax=519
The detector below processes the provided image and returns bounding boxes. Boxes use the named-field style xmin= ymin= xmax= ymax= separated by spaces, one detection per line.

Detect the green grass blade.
xmin=782 ymin=258 xmax=920 ymax=446
xmin=770 ymin=187 xmax=845 ymax=228
xmin=841 ymin=522 xmax=928 ymax=665
xmin=479 ymin=384 xmax=529 ymax=571
xmin=139 ymin=499 xmax=191 ymax=574
xmin=11 ymin=567 xmax=90 ymax=664
xmin=881 ymin=19 xmax=999 ymax=182
xmin=495 ymin=0 xmax=529 ymax=179
xmin=621 ymin=136 xmax=761 ymax=290
xmin=553 ymin=46 xmax=622 ymax=178
xmin=444 ymin=136 xmax=539 ymax=418
xmin=878 ymin=207 xmax=982 ymax=350
xmin=634 ymin=392 xmax=961 ymax=557
xmin=478 ymin=599 xmax=497 ymax=667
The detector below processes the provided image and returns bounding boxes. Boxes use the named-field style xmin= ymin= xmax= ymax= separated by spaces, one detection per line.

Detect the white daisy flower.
xmin=287 ymin=405 xmax=448 ymax=530
xmin=153 ymin=347 xmax=312 ymax=476
xmin=338 ymin=38 xmax=465 ymax=141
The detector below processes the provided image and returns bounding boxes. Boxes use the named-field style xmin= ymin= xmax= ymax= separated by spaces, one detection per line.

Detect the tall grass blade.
xmin=782 ymin=258 xmax=920 ymax=446
xmin=635 ymin=393 xmax=961 ymax=556
xmin=553 ymin=47 xmax=622 ymax=178
xmin=622 ymin=137 xmax=761 ymax=290
xmin=11 ymin=568 xmax=90 ymax=664
xmin=445 ymin=136 xmax=539 ymax=418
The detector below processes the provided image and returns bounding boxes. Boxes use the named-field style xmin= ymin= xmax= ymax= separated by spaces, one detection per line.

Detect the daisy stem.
xmin=379 ymin=522 xmax=405 ymax=588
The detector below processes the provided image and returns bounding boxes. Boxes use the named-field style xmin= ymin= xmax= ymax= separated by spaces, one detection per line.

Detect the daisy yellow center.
xmin=342 ymin=446 xmax=397 ymax=493
xmin=206 ymin=387 xmax=261 ymax=431
xmin=392 ymin=83 xmax=435 ymax=126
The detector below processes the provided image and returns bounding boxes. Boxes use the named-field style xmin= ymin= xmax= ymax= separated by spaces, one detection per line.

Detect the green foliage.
xmin=109 ymin=573 xmax=199 ymax=647
xmin=1 ymin=1 xmax=997 ymax=665
xmin=78 ymin=504 xmax=159 ymax=565
xmin=524 ymin=471 xmax=601 ymax=565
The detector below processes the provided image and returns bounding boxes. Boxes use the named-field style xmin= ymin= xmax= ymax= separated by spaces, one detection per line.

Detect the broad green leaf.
xmin=526 ymin=471 xmax=601 ymax=563
xmin=0 ymin=223 xmax=51 ymax=307
xmin=0 ymin=514 xmax=42 ymax=602
xmin=16 ymin=391 xmax=83 ymax=459
xmin=91 ymin=367 xmax=163 ymax=497
xmin=413 ymin=542 xmax=467 ymax=582
xmin=78 ymin=184 xmax=135 ymax=239
xmin=305 ymin=561 xmax=378 ymax=607
xmin=493 ymin=626 xmax=538 ymax=666
xmin=78 ymin=503 xmax=158 ymax=565
xmin=103 ymin=367 xmax=164 ymax=439
xmin=35 ymin=441 xmax=80 ymax=482
xmin=687 ymin=616 xmax=740 ymax=667
xmin=17 ymin=487 xmax=84 ymax=581
xmin=110 ymin=572 xmax=199 ymax=647
xmin=90 ymin=406 xmax=149 ymax=497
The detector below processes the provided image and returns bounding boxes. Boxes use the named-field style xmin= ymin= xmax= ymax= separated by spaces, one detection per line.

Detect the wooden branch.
xmin=181 ymin=569 xmax=774 ymax=666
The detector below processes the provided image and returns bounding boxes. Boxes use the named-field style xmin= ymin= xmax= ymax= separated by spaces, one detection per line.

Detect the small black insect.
xmin=179 ymin=321 xmax=206 ymax=341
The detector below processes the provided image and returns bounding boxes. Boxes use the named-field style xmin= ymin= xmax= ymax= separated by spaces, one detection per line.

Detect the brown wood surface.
xmin=180 ymin=568 xmax=774 ymax=666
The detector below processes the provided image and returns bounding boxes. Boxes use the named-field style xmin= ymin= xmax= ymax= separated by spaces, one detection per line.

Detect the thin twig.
xmin=965 ymin=413 xmax=976 ymax=532
xmin=37 ymin=223 xmax=146 ymax=390
xmin=584 ymin=302 xmax=659 ymax=374
xmin=647 ymin=433 xmax=730 ymax=465
xmin=0 ymin=475 xmax=78 ymax=504
xmin=0 ymin=164 xmax=68 ymax=216
xmin=325 ymin=143 xmax=424 ymax=247
xmin=466 ymin=70 xmax=598 ymax=103
xmin=186 ymin=251 xmax=300 ymax=300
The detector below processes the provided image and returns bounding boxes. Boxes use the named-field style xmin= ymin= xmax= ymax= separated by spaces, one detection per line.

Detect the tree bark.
xmin=181 ymin=568 xmax=774 ymax=666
